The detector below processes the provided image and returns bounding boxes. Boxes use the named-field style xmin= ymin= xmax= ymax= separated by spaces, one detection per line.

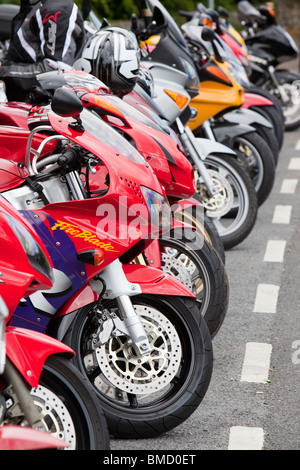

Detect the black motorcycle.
xmin=237 ymin=0 xmax=300 ymax=131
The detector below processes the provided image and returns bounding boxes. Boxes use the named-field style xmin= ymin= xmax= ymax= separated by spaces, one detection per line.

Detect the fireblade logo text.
xmin=51 ymin=220 xmax=119 ymax=252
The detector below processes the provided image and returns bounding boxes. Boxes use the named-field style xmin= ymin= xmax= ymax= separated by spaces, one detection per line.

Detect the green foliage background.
xmin=74 ymin=0 xmax=269 ymax=20
xmin=0 ymin=0 xmax=298 ymax=21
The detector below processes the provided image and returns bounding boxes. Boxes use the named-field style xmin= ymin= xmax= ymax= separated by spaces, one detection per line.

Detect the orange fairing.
xmin=188 ymin=60 xmax=244 ymax=131
xmin=205 ymin=65 xmax=232 ymax=86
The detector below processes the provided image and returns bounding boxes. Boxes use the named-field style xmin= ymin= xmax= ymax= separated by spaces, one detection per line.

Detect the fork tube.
xmin=116 ymin=295 xmax=152 ymax=356
xmin=3 ymin=358 xmax=45 ymax=430
xmin=176 ymin=118 xmax=220 ymax=196
xmin=65 ymin=171 xmax=86 ymax=200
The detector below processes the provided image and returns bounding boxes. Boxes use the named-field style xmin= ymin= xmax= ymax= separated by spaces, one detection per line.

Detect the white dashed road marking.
xmin=263 ymin=240 xmax=286 ymax=263
xmin=272 ymin=205 xmax=292 ymax=224
xmin=228 ymin=426 xmax=265 ymax=450
xmin=253 ymin=284 xmax=280 ymax=313
xmin=240 ymin=342 xmax=273 ymax=383
xmin=280 ymin=178 xmax=298 ymax=194
xmin=231 ymin=132 xmax=298 ymax=450
xmin=288 ymin=158 xmax=300 ymax=170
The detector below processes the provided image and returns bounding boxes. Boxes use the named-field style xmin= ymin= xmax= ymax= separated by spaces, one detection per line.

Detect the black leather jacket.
xmin=0 ymin=0 xmax=85 ymax=101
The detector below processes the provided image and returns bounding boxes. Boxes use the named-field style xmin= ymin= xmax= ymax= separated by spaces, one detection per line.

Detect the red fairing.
xmin=58 ymin=262 xmax=195 ymax=318
xmin=0 ymin=426 xmax=68 ymax=450
xmin=243 ymin=92 xmax=273 ymax=108
xmin=122 ymin=264 xmax=196 ymax=298
xmin=0 ymin=102 xmax=31 ymax=128
xmin=0 ymin=196 xmax=53 ymax=315
xmin=56 ymin=284 xmax=98 ymax=318
xmin=5 ymin=327 xmax=74 ymax=388
xmin=80 ymin=92 xmax=196 ymax=199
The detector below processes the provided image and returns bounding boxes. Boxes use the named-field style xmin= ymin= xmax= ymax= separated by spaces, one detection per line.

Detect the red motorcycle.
xmin=0 ymin=87 xmax=213 ymax=439
xmin=0 ymin=69 xmax=228 ymax=339
xmin=0 ymin=194 xmax=109 ymax=450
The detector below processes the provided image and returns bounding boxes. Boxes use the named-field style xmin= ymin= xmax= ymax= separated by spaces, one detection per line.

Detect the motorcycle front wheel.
xmin=174 ymin=208 xmax=226 ymax=263
xmin=62 ymin=295 xmax=213 ymax=438
xmin=232 ymin=131 xmax=276 ymax=206
xmin=196 ymin=154 xmax=258 ymax=250
xmin=158 ymin=228 xmax=229 ymax=338
xmin=31 ymin=356 xmax=110 ymax=450
xmin=246 ymin=85 xmax=285 ymax=150
xmin=264 ymin=70 xmax=300 ymax=131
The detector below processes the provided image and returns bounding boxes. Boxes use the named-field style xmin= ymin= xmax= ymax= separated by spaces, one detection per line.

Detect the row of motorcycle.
xmin=0 ymin=0 xmax=296 ymax=450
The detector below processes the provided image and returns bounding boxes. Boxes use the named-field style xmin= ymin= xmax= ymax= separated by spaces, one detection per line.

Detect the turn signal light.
xmin=202 ymin=17 xmax=213 ymax=27
xmin=205 ymin=65 xmax=231 ymax=85
xmin=163 ymin=90 xmax=189 ymax=110
xmin=77 ymin=249 xmax=105 ymax=266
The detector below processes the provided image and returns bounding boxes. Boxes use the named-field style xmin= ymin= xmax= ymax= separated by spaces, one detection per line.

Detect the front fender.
xmin=194 ymin=137 xmax=237 ymax=158
xmin=57 ymin=261 xmax=196 ymax=319
xmin=122 ymin=264 xmax=196 ymax=298
xmin=222 ymin=108 xmax=272 ymax=129
xmin=275 ymin=69 xmax=300 ymax=84
xmin=5 ymin=327 xmax=74 ymax=388
xmin=53 ymin=265 xmax=195 ymax=342
xmin=0 ymin=426 xmax=68 ymax=450
xmin=211 ymin=121 xmax=255 ymax=148
xmin=243 ymin=92 xmax=273 ymax=108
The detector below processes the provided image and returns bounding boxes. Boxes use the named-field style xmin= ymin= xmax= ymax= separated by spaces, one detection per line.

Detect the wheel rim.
xmin=82 ymin=304 xmax=186 ymax=405
xmin=234 ymin=136 xmax=264 ymax=192
xmin=266 ymin=82 xmax=300 ymax=128
xmin=196 ymin=169 xmax=234 ymax=218
xmin=95 ymin=306 xmax=181 ymax=396
xmin=159 ymin=241 xmax=210 ymax=316
xmin=79 ymin=298 xmax=198 ymax=410
xmin=197 ymin=157 xmax=250 ymax=238
xmin=31 ymin=385 xmax=76 ymax=450
xmin=281 ymin=82 xmax=300 ymax=127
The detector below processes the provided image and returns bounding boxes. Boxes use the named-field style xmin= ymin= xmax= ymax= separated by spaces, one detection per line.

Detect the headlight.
xmin=179 ymin=56 xmax=201 ymax=92
xmin=228 ymin=64 xmax=250 ymax=88
xmin=5 ymin=215 xmax=53 ymax=282
xmin=239 ymin=54 xmax=252 ymax=78
xmin=0 ymin=296 xmax=8 ymax=375
xmin=141 ymin=187 xmax=172 ymax=234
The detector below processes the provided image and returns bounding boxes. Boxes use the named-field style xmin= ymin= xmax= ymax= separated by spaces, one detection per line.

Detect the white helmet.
xmin=77 ymin=27 xmax=140 ymax=96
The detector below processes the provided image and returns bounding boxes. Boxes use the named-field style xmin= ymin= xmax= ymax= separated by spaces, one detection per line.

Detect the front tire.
xmin=196 ymin=154 xmax=258 ymax=250
xmin=159 ymin=229 xmax=229 ymax=338
xmin=32 ymin=356 xmax=110 ymax=450
xmin=264 ymin=71 xmax=300 ymax=131
xmin=232 ymin=131 xmax=276 ymax=206
xmin=62 ymin=295 xmax=213 ymax=438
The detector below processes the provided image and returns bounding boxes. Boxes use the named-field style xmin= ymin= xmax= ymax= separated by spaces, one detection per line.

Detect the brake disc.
xmin=197 ymin=169 xmax=234 ymax=218
xmin=160 ymin=252 xmax=193 ymax=291
xmin=94 ymin=305 xmax=182 ymax=396
xmin=31 ymin=385 xmax=76 ymax=450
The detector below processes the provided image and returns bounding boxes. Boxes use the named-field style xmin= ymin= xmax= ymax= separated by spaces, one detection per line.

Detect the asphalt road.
xmin=110 ymin=126 xmax=300 ymax=452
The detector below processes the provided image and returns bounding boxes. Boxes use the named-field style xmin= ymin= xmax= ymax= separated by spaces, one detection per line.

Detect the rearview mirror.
xmin=201 ymin=26 xmax=224 ymax=63
xmin=51 ymin=87 xmax=83 ymax=118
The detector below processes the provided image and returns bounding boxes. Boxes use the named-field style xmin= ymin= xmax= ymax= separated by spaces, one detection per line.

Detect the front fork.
xmin=176 ymin=118 xmax=220 ymax=197
xmin=268 ymin=65 xmax=290 ymax=105
xmin=90 ymin=259 xmax=152 ymax=356
xmin=2 ymin=358 xmax=45 ymax=430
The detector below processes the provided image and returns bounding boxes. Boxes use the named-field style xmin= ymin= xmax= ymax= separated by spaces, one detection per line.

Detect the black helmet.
xmin=78 ymin=27 xmax=140 ymax=96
